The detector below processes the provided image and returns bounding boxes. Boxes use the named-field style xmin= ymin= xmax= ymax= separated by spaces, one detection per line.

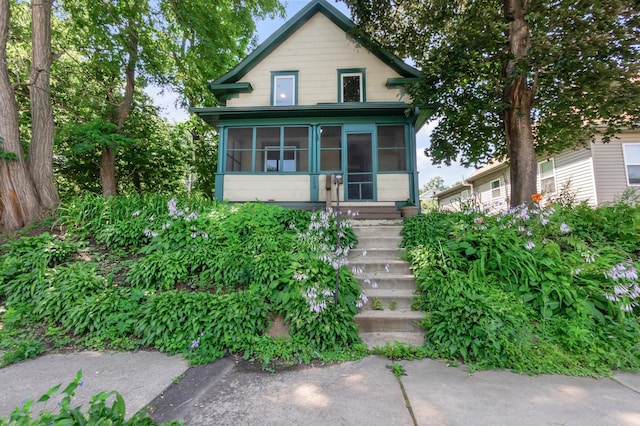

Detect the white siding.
xmin=592 ymin=135 xmax=640 ymax=204
xmin=227 ymin=13 xmax=408 ymax=107
xmin=224 ymin=175 xmax=310 ymax=202
xmin=544 ymin=149 xmax=597 ymax=206
xmin=474 ymin=171 xmax=511 ymax=212
xmin=377 ymin=174 xmax=410 ymax=201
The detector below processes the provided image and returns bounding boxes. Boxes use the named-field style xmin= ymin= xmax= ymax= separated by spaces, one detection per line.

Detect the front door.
xmin=346 ymin=132 xmax=374 ymax=200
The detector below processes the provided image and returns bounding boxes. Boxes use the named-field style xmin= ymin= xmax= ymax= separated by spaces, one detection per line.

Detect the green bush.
xmin=404 ymin=202 xmax=640 ymax=374
xmin=1 ymin=195 xmax=366 ymax=369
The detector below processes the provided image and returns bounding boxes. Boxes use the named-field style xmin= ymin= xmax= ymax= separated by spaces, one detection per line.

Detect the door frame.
xmin=343 ymin=124 xmax=377 ymax=201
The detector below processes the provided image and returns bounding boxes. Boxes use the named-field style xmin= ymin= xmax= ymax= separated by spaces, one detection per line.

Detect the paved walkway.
xmin=1 ymin=352 xmax=639 ymax=425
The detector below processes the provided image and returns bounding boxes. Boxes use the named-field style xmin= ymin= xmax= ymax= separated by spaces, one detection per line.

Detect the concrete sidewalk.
xmin=0 ymin=351 xmax=188 ymax=419
xmin=1 ymin=352 xmax=639 ymax=425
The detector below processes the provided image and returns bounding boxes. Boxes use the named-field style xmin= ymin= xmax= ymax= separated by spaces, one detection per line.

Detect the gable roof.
xmin=209 ymin=0 xmax=421 ymax=100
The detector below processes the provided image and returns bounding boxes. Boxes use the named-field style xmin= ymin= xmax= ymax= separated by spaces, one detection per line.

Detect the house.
xmin=436 ymin=129 xmax=640 ymax=212
xmin=193 ymin=0 xmax=424 ymax=218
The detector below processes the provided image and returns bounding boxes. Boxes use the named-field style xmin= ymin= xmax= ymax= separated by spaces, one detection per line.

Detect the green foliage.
xmin=347 ymin=1 xmax=640 ymax=165
xmin=374 ymin=342 xmax=428 ymax=361
xmin=403 ymin=202 xmax=640 ymax=374
xmin=0 ymin=370 xmax=178 ymax=425
xmin=136 ymin=289 xmax=269 ymax=358
xmin=387 ymin=362 xmax=407 ymax=379
xmin=2 ymin=196 xmax=365 ymax=368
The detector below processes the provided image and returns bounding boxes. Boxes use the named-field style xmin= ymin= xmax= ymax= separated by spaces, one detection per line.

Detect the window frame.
xmin=490 ymin=179 xmax=501 ymax=199
xmin=538 ymin=158 xmax=557 ymax=194
xmin=271 ymin=71 xmax=298 ymax=106
xmin=225 ymin=126 xmax=309 ymax=174
xmin=622 ymin=143 xmax=640 ymax=186
xmin=264 ymin=145 xmax=297 ymax=172
xmin=337 ymin=68 xmax=366 ymax=103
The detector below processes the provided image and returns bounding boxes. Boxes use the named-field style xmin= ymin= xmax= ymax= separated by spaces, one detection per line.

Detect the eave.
xmin=207 ymin=82 xmax=253 ymax=102
xmin=192 ymin=103 xmax=417 ymax=126
xmin=209 ymin=0 xmax=422 ymax=99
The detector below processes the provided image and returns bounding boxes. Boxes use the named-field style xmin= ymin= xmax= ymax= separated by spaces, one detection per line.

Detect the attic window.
xmin=338 ymin=69 xmax=365 ymax=103
xmin=271 ymin=71 xmax=298 ymax=106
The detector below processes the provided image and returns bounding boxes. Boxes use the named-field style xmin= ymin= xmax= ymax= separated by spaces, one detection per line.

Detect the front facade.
xmin=193 ymin=0 xmax=423 ymax=213
xmin=437 ymin=130 xmax=640 ymax=212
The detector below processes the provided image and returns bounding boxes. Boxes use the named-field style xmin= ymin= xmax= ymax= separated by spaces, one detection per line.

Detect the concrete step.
xmin=354 ymin=273 xmax=416 ymax=290
xmin=362 ymin=289 xmax=415 ymax=310
xmin=350 ymin=247 xmax=405 ymax=260
xmin=359 ymin=332 xmax=424 ymax=349
xmin=353 ymin=236 xmax=402 ymax=250
xmin=355 ymin=310 xmax=424 ymax=333
xmin=350 ymin=259 xmax=412 ymax=275
xmin=353 ymin=225 xmax=403 ymax=238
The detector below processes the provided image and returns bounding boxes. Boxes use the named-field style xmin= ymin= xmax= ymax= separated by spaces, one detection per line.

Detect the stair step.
xmin=353 ymin=225 xmax=403 ymax=237
xmin=355 ymin=310 xmax=424 ymax=333
xmin=353 ymin=237 xmax=402 ymax=250
xmin=359 ymin=332 xmax=424 ymax=349
xmin=350 ymin=259 xmax=412 ymax=275
xmin=354 ymin=273 xmax=416 ymax=290
xmin=350 ymin=248 xmax=405 ymax=260
xmin=362 ymin=288 xmax=414 ymax=310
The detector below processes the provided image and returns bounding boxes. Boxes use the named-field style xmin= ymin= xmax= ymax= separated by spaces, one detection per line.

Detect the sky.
xmin=151 ymin=0 xmax=471 ymax=189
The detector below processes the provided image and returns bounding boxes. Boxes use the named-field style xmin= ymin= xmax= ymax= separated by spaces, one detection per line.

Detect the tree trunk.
xmin=28 ymin=0 xmax=59 ymax=210
xmin=503 ymin=0 xmax=537 ymax=207
xmin=99 ymin=6 xmax=139 ymax=197
xmin=0 ymin=0 xmax=42 ymax=231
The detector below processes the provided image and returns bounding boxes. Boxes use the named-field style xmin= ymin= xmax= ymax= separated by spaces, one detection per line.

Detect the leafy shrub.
xmin=2 ymin=195 xmax=366 ymax=368
xmin=404 ymin=202 xmax=640 ymax=374
xmin=135 ymin=289 xmax=269 ymax=358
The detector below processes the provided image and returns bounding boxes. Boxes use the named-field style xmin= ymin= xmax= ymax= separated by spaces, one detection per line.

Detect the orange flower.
xmin=531 ymin=193 xmax=542 ymax=203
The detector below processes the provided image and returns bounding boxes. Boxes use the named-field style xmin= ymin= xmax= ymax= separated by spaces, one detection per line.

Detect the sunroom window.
xmin=377 ymin=125 xmax=406 ymax=171
xmin=227 ymin=126 xmax=308 ymax=173
xmin=623 ymin=144 xmax=640 ymax=185
xmin=320 ymin=126 xmax=342 ymax=171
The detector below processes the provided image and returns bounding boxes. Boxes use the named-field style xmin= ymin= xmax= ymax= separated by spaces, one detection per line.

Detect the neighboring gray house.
xmin=436 ymin=130 xmax=640 ymax=212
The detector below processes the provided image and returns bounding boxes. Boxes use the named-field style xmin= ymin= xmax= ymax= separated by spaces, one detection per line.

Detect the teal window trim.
xmin=338 ymin=68 xmax=366 ymax=103
xmin=225 ymin=125 xmax=310 ymax=174
xmin=376 ymin=124 xmax=408 ymax=172
xmin=271 ymin=71 xmax=299 ymax=106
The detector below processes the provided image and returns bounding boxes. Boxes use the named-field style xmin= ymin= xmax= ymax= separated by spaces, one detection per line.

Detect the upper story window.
xmin=539 ymin=158 xmax=556 ymax=193
xmin=271 ymin=71 xmax=298 ymax=106
xmin=491 ymin=179 xmax=501 ymax=199
xmin=623 ymin=144 xmax=640 ymax=185
xmin=338 ymin=69 xmax=365 ymax=103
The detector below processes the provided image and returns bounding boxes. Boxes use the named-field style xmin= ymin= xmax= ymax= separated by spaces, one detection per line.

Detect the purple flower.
xmin=190 ymin=338 xmax=200 ymax=349
xmin=524 ymin=241 xmax=535 ymax=250
xmin=560 ymin=223 xmax=571 ymax=233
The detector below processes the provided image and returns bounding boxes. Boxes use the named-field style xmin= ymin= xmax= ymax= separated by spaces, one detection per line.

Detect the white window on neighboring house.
xmin=491 ymin=179 xmax=500 ymax=199
xmin=623 ymin=144 xmax=640 ymax=185
xmin=539 ymin=159 xmax=556 ymax=194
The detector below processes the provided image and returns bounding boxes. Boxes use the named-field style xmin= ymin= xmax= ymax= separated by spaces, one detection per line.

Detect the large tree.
xmin=345 ymin=0 xmax=640 ymax=206
xmin=1 ymin=0 xmax=58 ymax=232
xmin=60 ymin=0 xmax=283 ymax=197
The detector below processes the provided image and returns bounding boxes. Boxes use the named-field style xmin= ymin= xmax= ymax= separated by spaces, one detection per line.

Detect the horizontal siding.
xmin=377 ymin=174 xmax=410 ymax=202
xmin=438 ymin=190 xmax=469 ymax=211
xmin=592 ymin=135 xmax=640 ymax=204
xmin=227 ymin=13 xmax=407 ymax=107
xmin=224 ymin=175 xmax=310 ymax=201
xmin=474 ymin=171 xmax=510 ymax=212
xmin=546 ymin=149 xmax=596 ymax=206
